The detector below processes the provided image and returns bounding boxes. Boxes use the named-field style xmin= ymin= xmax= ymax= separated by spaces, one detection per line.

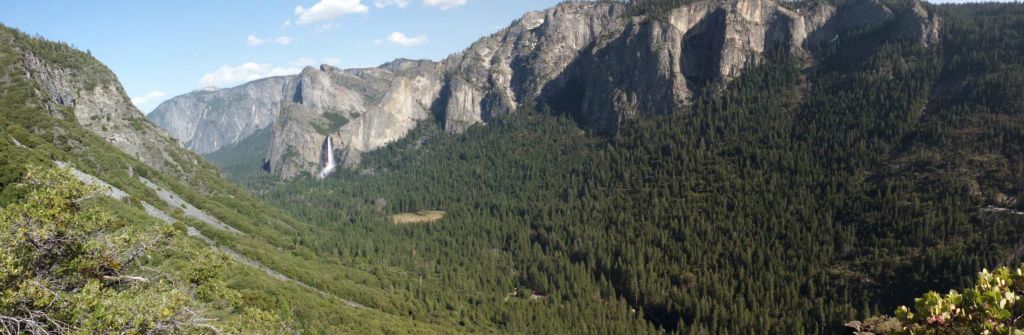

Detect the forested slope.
xmin=0 ymin=24 xmax=472 ymax=334
xmin=206 ymin=2 xmax=1024 ymax=334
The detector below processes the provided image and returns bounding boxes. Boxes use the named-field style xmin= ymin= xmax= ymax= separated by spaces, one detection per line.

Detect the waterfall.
xmin=317 ymin=136 xmax=337 ymax=179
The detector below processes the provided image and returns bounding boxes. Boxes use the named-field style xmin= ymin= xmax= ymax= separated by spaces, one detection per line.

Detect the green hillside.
xmin=4 ymin=1 xmax=1024 ymax=334
xmin=204 ymin=3 xmax=1024 ymax=334
xmin=0 ymin=25 xmax=466 ymax=334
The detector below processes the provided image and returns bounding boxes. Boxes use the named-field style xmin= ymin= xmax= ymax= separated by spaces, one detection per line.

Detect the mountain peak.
xmin=150 ymin=0 xmax=941 ymax=179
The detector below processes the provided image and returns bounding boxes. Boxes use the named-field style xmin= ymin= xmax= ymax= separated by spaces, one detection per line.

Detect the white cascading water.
xmin=318 ymin=136 xmax=337 ymax=179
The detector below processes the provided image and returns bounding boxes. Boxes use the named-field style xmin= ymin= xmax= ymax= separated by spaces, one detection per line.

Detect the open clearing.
xmin=392 ymin=211 xmax=446 ymax=224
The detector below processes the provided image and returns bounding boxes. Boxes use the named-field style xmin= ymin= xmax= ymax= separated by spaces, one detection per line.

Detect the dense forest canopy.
xmin=2 ymin=0 xmax=1024 ymax=334
xmin=204 ymin=2 xmax=1024 ymax=334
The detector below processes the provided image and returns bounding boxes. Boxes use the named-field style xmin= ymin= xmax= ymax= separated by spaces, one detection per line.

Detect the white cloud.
xmin=375 ymin=0 xmax=409 ymax=8
xmin=423 ymin=0 xmax=466 ymax=10
xmin=199 ymin=63 xmax=302 ymax=87
xmin=373 ymin=38 xmax=384 ymax=45
xmin=281 ymin=19 xmax=293 ymax=28
xmin=294 ymin=0 xmax=369 ymax=25
xmin=247 ymin=34 xmax=292 ymax=46
xmin=202 ymin=59 xmax=343 ymax=87
xmin=316 ymin=23 xmax=337 ymax=32
xmin=386 ymin=31 xmax=428 ymax=47
xmin=131 ymin=90 xmax=166 ymax=106
xmin=247 ymin=35 xmax=264 ymax=46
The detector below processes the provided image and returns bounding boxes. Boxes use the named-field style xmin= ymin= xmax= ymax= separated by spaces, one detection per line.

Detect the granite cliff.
xmin=17 ymin=39 xmax=202 ymax=179
xmin=266 ymin=60 xmax=443 ymax=178
xmin=148 ymin=77 xmax=291 ymax=154
xmin=150 ymin=0 xmax=941 ymax=179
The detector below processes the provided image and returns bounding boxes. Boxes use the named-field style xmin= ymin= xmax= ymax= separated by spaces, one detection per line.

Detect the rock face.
xmin=899 ymin=0 xmax=942 ymax=47
xmin=148 ymin=76 xmax=292 ymax=154
xmin=438 ymin=3 xmax=627 ymax=132
xmin=151 ymin=0 xmax=941 ymax=179
xmin=266 ymin=61 xmax=443 ymax=178
xmin=19 ymin=48 xmax=197 ymax=177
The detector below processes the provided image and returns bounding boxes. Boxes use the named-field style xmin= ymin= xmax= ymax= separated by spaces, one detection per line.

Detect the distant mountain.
xmin=148 ymin=76 xmax=290 ymax=154
xmin=152 ymin=0 xmax=939 ymax=179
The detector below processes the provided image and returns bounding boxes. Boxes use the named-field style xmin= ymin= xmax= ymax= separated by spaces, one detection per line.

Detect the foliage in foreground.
xmin=0 ymin=166 xmax=290 ymax=334
xmin=853 ymin=266 xmax=1024 ymax=335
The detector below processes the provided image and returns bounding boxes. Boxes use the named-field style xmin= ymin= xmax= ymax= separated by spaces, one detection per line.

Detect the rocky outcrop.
xmin=438 ymin=3 xmax=627 ymax=132
xmin=20 ymin=51 xmax=79 ymax=111
xmin=898 ymin=0 xmax=941 ymax=47
xmin=433 ymin=0 xmax=940 ymax=135
xmin=148 ymin=76 xmax=292 ymax=154
xmin=151 ymin=0 xmax=942 ymax=179
xmin=560 ymin=0 xmax=937 ymax=133
xmin=266 ymin=61 xmax=443 ymax=178
xmin=803 ymin=0 xmax=894 ymax=48
xmin=20 ymin=49 xmax=197 ymax=177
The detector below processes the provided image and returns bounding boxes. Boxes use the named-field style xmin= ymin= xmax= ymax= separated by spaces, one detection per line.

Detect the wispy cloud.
xmin=423 ymin=0 xmax=467 ymax=10
xmin=247 ymin=34 xmax=291 ymax=46
xmin=374 ymin=0 xmax=410 ymax=8
xmin=199 ymin=63 xmax=302 ymax=87
xmin=130 ymin=90 xmax=166 ymax=106
xmin=386 ymin=31 xmax=428 ymax=47
xmin=315 ymin=23 xmax=337 ymax=32
xmin=199 ymin=57 xmax=343 ymax=88
xmin=294 ymin=0 xmax=369 ymax=25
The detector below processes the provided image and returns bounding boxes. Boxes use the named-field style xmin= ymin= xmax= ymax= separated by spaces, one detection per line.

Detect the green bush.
xmin=857 ymin=266 xmax=1024 ymax=334
xmin=0 ymin=166 xmax=290 ymax=334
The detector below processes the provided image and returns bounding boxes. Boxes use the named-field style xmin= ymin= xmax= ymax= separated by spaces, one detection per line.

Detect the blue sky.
xmin=0 ymin=0 xmax=562 ymax=112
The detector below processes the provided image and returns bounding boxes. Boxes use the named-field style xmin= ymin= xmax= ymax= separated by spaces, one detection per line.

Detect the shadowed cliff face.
xmin=438 ymin=3 xmax=628 ymax=133
xmin=150 ymin=0 xmax=941 ymax=179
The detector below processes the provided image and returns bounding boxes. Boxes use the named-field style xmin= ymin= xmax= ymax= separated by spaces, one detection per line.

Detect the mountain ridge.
xmin=0 ymin=23 xmax=476 ymax=334
xmin=151 ymin=0 xmax=940 ymax=179
xmin=147 ymin=75 xmax=292 ymax=155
